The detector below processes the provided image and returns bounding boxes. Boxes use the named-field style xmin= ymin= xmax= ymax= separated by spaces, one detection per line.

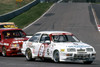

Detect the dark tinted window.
xmin=29 ymin=34 xmax=41 ymax=42
xmin=52 ymin=35 xmax=67 ymax=42
xmin=40 ymin=34 xmax=50 ymax=43
xmin=52 ymin=35 xmax=79 ymax=42
xmin=3 ymin=30 xmax=26 ymax=39
xmin=67 ymin=35 xmax=77 ymax=42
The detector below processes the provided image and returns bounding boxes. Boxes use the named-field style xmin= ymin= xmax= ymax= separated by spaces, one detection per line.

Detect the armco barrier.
xmin=0 ymin=0 xmax=40 ymax=22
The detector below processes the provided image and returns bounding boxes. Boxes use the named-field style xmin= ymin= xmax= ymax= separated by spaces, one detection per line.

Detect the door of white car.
xmin=36 ymin=34 xmax=51 ymax=58
xmin=28 ymin=33 xmax=41 ymax=56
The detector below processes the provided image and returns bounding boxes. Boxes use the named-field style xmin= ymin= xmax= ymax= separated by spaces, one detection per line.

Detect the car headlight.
xmin=67 ymin=48 xmax=76 ymax=52
xmin=86 ymin=48 xmax=93 ymax=52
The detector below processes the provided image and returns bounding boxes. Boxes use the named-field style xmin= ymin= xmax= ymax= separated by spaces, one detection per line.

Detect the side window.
xmin=67 ymin=35 xmax=76 ymax=42
xmin=29 ymin=33 xmax=41 ymax=42
xmin=40 ymin=34 xmax=50 ymax=43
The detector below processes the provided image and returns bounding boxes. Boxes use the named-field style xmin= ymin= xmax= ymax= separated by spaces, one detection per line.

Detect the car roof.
xmin=0 ymin=28 xmax=21 ymax=32
xmin=36 ymin=31 xmax=72 ymax=35
xmin=0 ymin=22 xmax=15 ymax=25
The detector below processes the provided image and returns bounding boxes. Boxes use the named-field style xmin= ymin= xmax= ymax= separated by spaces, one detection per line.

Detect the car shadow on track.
xmin=0 ymin=53 xmax=25 ymax=57
xmin=28 ymin=59 xmax=98 ymax=65
xmin=0 ymin=53 xmax=99 ymax=66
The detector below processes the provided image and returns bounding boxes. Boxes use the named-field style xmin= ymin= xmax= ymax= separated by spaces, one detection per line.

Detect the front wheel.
xmin=83 ymin=61 xmax=93 ymax=64
xmin=25 ymin=49 xmax=35 ymax=61
xmin=53 ymin=51 xmax=59 ymax=62
xmin=2 ymin=47 xmax=6 ymax=57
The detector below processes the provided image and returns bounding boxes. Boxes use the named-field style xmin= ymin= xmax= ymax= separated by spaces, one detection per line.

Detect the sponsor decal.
xmin=60 ymin=49 xmax=65 ymax=52
xmin=51 ymin=33 xmax=72 ymax=35
xmin=4 ymin=43 xmax=9 ymax=46
xmin=67 ymin=45 xmax=90 ymax=48
xmin=38 ymin=44 xmax=49 ymax=57
xmin=14 ymin=38 xmax=24 ymax=40
xmin=47 ymin=49 xmax=49 ymax=55
xmin=13 ymin=41 xmax=23 ymax=43
xmin=27 ymin=42 xmax=35 ymax=48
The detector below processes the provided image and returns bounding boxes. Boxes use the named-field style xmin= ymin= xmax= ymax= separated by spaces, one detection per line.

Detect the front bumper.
xmin=60 ymin=53 xmax=96 ymax=62
xmin=6 ymin=48 xmax=23 ymax=56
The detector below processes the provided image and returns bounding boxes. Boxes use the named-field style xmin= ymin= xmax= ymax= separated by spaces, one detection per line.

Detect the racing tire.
xmin=25 ymin=49 xmax=35 ymax=61
xmin=83 ymin=61 xmax=93 ymax=64
xmin=53 ymin=51 xmax=59 ymax=63
xmin=2 ymin=47 xmax=6 ymax=57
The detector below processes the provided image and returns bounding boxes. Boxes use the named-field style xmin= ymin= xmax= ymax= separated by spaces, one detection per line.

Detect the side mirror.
xmin=45 ymin=40 xmax=51 ymax=44
xmin=44 ymin=37 xmax=51 ymax=44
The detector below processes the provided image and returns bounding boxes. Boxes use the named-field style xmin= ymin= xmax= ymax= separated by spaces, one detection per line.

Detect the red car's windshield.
xmin=3 ymin=30 xmax=26 ymax=39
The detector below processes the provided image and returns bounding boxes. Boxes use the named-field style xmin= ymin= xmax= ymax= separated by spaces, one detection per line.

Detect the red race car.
xmin=0 ymin=28 xmax=28 ymax=56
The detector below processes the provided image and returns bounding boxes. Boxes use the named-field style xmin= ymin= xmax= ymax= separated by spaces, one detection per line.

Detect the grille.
xmin=77 ymin=49 xmax=86 ymax=54
xmin=77 ymin=49 xmax=85 ymax=52
xmin=74 ymin=54 xmax=90 ymax=59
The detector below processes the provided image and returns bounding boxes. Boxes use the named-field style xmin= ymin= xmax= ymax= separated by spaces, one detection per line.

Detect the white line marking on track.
xmin=57 ymin=0 xmax=62 ymax=3
xmin=23 ymin=3 xmax=56 ymax=30
xmin=91 ymin=4 xmax=99 ymax=32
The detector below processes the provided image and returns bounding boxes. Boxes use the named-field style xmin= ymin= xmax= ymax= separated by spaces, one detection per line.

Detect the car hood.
xmin=4 ymin=37 xmax=29 ymax=44
xmin=53 ymin=42 xmax=92 ymax=48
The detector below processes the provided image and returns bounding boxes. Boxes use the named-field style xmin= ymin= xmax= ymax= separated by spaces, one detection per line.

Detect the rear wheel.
xmin=83 ymin=61 xmax=93 ymax=64
xmin=2 ymin=47 xmax=6 ymax=57
xmin=25 ymin=49 xmax=35 ymax=61
xmin=53 ymin=51 xmax=59 ymax=62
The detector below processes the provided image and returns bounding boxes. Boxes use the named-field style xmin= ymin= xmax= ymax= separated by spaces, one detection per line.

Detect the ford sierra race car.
xmin=0 ymin=28 xmax=28 ymax=56
xmin=21 ymin=31 xmax=96 ymax=64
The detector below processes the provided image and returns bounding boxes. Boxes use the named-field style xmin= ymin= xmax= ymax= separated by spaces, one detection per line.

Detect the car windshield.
xmin=3 ymin=30 xmax=26 ymax=39
xmin=52 ymin=35 xmax=79 ymax=42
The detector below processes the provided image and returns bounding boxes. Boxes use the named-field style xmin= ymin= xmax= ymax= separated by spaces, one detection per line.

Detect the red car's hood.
xmin=4 ymin=37 xmax=29 ymax=44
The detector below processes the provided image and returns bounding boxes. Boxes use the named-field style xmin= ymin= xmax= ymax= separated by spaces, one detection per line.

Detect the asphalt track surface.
xmin=92 ymin=4 xmax=100 ymax=24
xmin=1 ymin=3 xmax=100 ymax=67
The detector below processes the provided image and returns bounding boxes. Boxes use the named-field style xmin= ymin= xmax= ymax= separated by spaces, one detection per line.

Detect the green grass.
xmin=9 ymin=3 xmax=53 ymax=29
xmin=0 ymin=0 xmax=34 ymax=15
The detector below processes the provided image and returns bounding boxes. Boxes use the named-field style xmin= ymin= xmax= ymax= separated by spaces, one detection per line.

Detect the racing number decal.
xmin=47 ymin=49 xmax=49 ymax=55
xmin=38 ymin=44 xmax=49 ymax=57
xmin=38 ymin=44 xmax=44 ymax=57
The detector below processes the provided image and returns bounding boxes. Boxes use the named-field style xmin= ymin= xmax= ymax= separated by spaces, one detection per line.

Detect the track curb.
xmin=91 ymin=4 xmax=100 ymax=32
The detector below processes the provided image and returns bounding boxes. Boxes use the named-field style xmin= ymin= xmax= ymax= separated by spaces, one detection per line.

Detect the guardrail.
xmin=0 ymin=0 xmax=40 ymax=22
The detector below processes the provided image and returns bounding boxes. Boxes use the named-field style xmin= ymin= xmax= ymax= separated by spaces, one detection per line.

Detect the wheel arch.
xmin=25 ymin=48 xmax=33 ymax=56
xmin=25 ymin=48 xmax=33 ymax=61
xmin=25 ymin=48 xmax=31 ymax=53
xmin=2 ymin=46 xmax=6 ymax=51
xmin=53 ymin=49 xmax=59 ymax=55
xmin=52 ymin=49 xmax=60 ymax=59
xmin=52 ymin=49 xmax=60 ymax=62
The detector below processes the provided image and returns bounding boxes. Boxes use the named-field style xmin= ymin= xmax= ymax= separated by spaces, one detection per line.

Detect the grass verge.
xmin=0 ymin=0 xmax=34 ymax=15
xmin=9 ymin=3 xmax=53 ymax=29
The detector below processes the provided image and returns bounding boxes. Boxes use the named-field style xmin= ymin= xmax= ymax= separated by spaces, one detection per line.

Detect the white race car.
xmin=21 ymin=31 xmax=96 ymax=64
